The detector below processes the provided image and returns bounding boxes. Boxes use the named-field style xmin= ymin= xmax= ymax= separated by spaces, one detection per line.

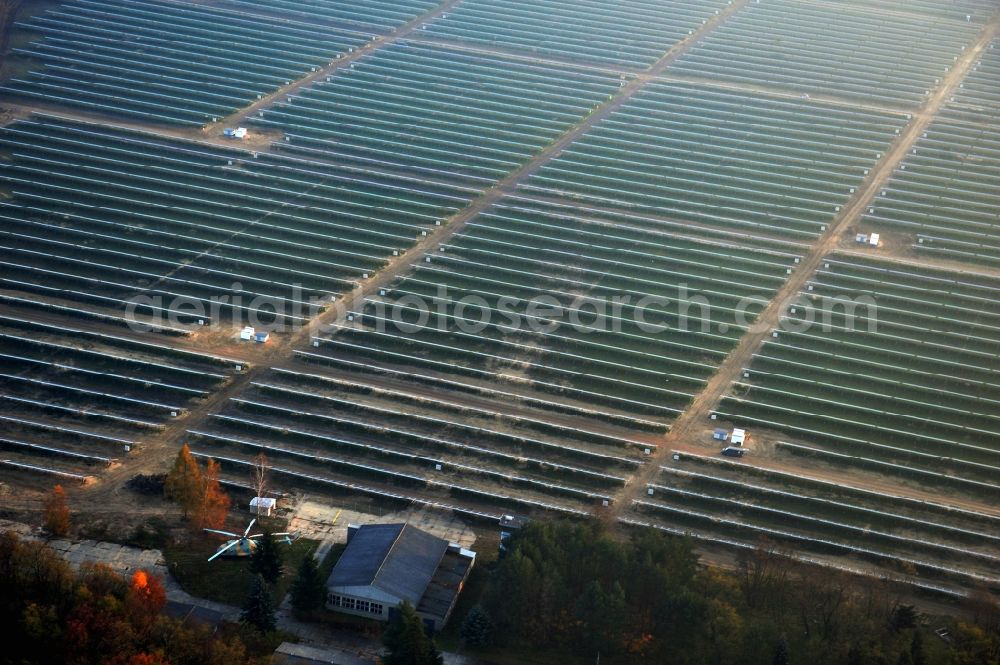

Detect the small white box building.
xmin=868 ymin=233 xmax=880 ymax=247
xmin=239 ymin=326 xmax=255 ymax=341
xmin=730 ymin=428 xmax=747 ymax=446
xmin=250 ymin=497 xmax=276 ymax=517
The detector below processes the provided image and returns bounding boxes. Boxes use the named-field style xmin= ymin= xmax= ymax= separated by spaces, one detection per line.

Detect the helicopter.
xmin=204 ymin=518 xmax=299 ymax=562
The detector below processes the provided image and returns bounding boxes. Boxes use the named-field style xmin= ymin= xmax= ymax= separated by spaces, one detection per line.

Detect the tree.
xmin=890 ymin=605 xmax=920 ymax=632
xmin=910 ymin=630 xmax=926 ymax=665
xmin=773 ymin=636 xmax=790 ymax=665
xmin=459 ymin=605 xmax=494 ymax=649
xmin=193 ymin=458 xmax=229 ymax=530
xmin=44 ymin=485 xmax=71 ymax=537
xmin=289 ymin=555 xmax=326 ymax=614
xmin=383 ymin=601 xmax=443 ymax=665
xmin=572 ymin=580 xmax=626 ymax=657
xmin=250 ymin=531 xmax=282 ymax=584
xmin=127 ymin=570 xmax=167 ymax=628
xmin=166 ymin=447 xmax=229 ymax=529
xmin=165 ymin=444 xmax=202 ymax=518
xmin=240 ymin=574 xmax=276 ymax=634
xmin=0 ymin=530 xmax=258 ymax=665
xmin=252 ymin=452 xmax=269 ymax=515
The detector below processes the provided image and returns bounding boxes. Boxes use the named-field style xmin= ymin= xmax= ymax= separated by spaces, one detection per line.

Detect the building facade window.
xmin=329 ymin=595 xmax=385 ymax=616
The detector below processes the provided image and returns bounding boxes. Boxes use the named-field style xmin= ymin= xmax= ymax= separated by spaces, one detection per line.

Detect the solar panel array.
xmin=670 ymin=0 xmax=981 ymax=107
xmin=220 ymin=0 xmax=440 ymax=31
xmin=718 ymin=254 xmax=1000 ymax=492
xmin=190 ymin=365 xmax=653 ymax=517
xmin=0 ymin=314 xmax=240 ymax=481
xmin=1 ymin=0 xmax=998 ymax=593
xmin=943 ymin=39 xmax=1000 ymax=124
xmin=418 ymin=0 xmax=730 ymax=68
xmin=523 ymin=82 xmax=907 ymax=241
xmin=254 ymin=42 xmax=623 ymax=184
xmin=821 ymin=0 xmax=998 ymax=24
xmin=0 ymin=115 xmax=469 ymax=326
xmin=2 ymin=0 xmax=373 ymax=125
xmin=325 ymin=196 xmax=799 ymax=419
xmin=634 ymin=454 xmax=1000 ymax=589
xmin=864 ymin=120 xmax=1000 ymax=267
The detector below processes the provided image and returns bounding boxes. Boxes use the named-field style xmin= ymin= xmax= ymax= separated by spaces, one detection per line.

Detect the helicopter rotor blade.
xmin=207 ymin=540 xmax=239 ymax=562
xmin=204 ymin=528 xmax=240 ymax=538
xmin=243 ymin=519 xmax=257 ymax=538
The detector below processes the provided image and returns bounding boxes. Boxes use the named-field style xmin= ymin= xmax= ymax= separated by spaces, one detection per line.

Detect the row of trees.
xmin=467 ymin=520 xmax=1000 ymax=665
xmin=239 ymin=530 xmax=313 ymax=634
xmin=0 ymin=531 xmax=257 ymax=665
xmin=239 ymin=530 xmax=327 ymax=633
xmin=165 ymin=444 xmax=230 ymax=530
xmin=239 ymin=531 xmax=286 ymax=635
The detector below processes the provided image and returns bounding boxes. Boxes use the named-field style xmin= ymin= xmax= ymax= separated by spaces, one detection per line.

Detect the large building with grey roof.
xmin=325 ymin=523 xmax=475 ymax=631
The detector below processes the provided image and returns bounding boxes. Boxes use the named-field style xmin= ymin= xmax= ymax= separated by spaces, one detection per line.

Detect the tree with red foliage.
xmin=194 ymin=458 xmax=230 ymax=530
xmin=44 ymin=484 xmax=71 ymax=537
xmin=118 ymin=654 xmax=170 ymax=665
xmin=0 ymin=532 xmax=257 ymax=664
xmin=127 ymin=570 xmax=167 ymax=631
xmin=167 ymin=446 xmax=230 ymax=529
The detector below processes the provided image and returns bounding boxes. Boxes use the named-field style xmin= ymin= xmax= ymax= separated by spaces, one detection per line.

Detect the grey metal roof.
xmin=327 ymin=523 xmax=449 ymax=607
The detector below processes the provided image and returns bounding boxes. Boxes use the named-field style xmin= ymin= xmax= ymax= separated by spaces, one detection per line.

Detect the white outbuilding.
xmin=249 ymin=497 xmax=276 ymax=517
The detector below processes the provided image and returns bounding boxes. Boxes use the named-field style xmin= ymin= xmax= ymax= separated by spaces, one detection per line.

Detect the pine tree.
xmin=910 ymin=631 xmax=926 ymax=665
xmin=44 ymin=484 xmax=71 ymax=537
xmin=383 ymin=601 xmax=443 ymax=665
xmin=459 ymin=605 xmax=494 ymax=649
xmin=240 ymin=574 xmax=276 ymax=634
xmin=289 ymin=555 xmax=327 ymax=614
xmin=773 ymin=636 xmax=790 ymax=665
xmin=891 ymin=605 xmax=920 ymax=632
xmin=165 ymin=444 xmax=202 ymax=518
xmin=194 ymin=458 xmax=229 ymax=530
xmin=572 ymin=580 xmax=626 ymax=657
xmin=250 ymin=531 xmax=283 ymax=584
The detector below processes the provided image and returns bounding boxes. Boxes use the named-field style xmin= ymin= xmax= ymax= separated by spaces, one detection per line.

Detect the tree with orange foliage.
xmin=1 ymin=533 xmax=257 ymax=665
xmin=128 ymin=570 xmax=167 ymax=628
xmin=193 ymin=458 xmax=230 ymax=530
xmin=118 ymin=654 xmax=170 ymax=665
xmin=165 ymin=444 xmax=202 ymax=519
xmin=44 ymin=484 xmax=71 ymax=537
